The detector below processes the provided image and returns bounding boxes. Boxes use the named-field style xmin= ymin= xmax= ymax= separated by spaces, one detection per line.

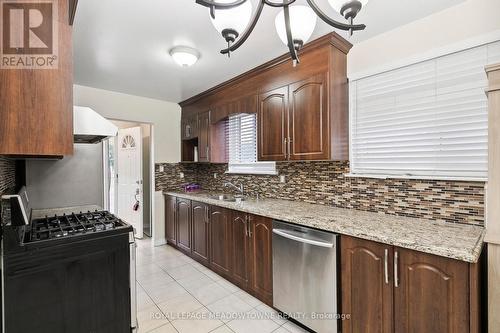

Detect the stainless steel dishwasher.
xmin=272 ymin=220 xmax=338 ymax=333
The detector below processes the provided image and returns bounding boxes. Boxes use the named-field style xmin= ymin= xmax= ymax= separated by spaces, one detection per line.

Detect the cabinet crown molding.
xmin=179 ymin=32 xmax=352 ymax=108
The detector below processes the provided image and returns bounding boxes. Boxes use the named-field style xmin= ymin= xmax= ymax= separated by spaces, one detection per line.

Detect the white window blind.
xmin=226 ymin=113 xmax=276 ymax=175
xmin=350 ymin=41 xmax=500 ymax=180
xmin=227 ymin=113 xmax=257 ymax=163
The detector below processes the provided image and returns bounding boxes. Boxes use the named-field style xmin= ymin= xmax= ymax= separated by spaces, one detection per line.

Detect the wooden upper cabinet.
xmin=394 ymin=248 xmax=469 ymax=333
xmin=180 ymin=33 xmax=351 ymax=162
xmin=181 ymin=115 xmax=198 ymax=140
xmin=212 ymin=95 xmax=258 ymax=125
xmin=289 ymin=73 xmax=329 ymax=160
xmin=341 ymin=236 xmax=394 ymax=333
xmin=248 ymin=214 xmax=273 ymax=306
xmin=230 ymin=211 xmax=250 ymax=289
xmin=209 ymin=205 xmax=232 ymax=277
xmin=198 ymin=111 xmax=210 ymax=162
xmin=0 ymin=0 xmax=73 ymax=157
xmin=239 ymin=94 xmax=258 ymax=115
xmin=176 ymin=198 xmax=192 ymax=255
xmin=165 ymin=195 xmax=177 ymax=246
xmin=191 ymin=201 xmax=210 ymax=266
xmin=258 ymin=73 xmax=331 ymax=161
xmin=258 ymin=87 xmax=288 ymax=161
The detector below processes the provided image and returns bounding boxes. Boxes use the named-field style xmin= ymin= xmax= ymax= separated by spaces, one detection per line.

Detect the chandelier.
xmin=196 ymin=0 xmax=368 ymax=64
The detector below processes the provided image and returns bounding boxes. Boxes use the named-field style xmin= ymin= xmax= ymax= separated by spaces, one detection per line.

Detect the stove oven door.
xmin=3 ymin=233 xmax=133 ymax=333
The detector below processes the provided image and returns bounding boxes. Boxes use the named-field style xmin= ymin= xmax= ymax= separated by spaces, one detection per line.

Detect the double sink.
xmin=208 ymin=194 xmax=247 ymax=202
xmin=207 ymin=182 xmax=249 ymax=202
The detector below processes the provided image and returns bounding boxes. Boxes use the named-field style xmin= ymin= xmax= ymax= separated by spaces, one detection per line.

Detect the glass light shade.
xmin=275 ymin=6 xmax=317 ymax=47
xmin=210 ymin=0 xmax=252 ymax=35
xmin=328 ymin=0 xmax=369 ymax=13
xmin=170 ymin=46 xmax=200 ymax=67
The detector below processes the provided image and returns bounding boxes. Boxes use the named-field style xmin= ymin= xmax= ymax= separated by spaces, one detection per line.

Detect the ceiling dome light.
xmin=275 ymin=6 xmax=317 ymax=51
xmin=210 ymin=0 xmax=252 ymax=46
xmin=169 ymin=46 xmax=200 ymax=67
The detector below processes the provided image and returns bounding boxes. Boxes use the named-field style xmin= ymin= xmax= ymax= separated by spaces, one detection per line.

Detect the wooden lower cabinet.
xmin=231 ymin=211 xmax=251 ymax=289
xmin=248 ymin=215 xmax=273 ymax=306
xmin=191 ymin=201 xmax=210 ymax=266
xmin=394 ymin=248 xmax=469 ymax=333
xmin=209 ymin=206 xmax=232 ymax=277
xmin=165 ymin=195 xmax=177 ymax=246
xmin=341 ymin=235 xmax=479 ymax=333
xmin=341 ymin=236 xmax=393 ymax=333
xmin=164 ymin=196 xmax=273 ymax=305
xmin=176 ymin=198 xmax=192 ymax=254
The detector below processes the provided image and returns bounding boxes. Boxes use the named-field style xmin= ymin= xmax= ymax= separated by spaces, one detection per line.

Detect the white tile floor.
xmin=135 ymin=237 xmax=310 ymax=333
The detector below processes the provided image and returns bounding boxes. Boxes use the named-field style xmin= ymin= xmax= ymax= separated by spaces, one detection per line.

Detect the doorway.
xmin=104 ymin=120 xmax=153 ymax=239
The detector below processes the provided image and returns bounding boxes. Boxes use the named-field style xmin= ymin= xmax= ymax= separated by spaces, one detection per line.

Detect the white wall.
xmin=74 ymin=84 xmax=181 ymax=163
xmin=348 ymin=0 xmax=500 ymax=77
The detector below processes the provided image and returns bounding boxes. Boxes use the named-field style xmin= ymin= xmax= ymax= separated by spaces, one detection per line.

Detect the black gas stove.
xmin=1 ymin=188 xmax=137 ymax=333
xmin=29 ymin=210 xmax=129 ymax=242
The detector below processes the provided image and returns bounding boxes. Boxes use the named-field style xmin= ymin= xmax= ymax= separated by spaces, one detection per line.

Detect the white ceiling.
xmin=73 ymin=0 xmax=464 ymax=103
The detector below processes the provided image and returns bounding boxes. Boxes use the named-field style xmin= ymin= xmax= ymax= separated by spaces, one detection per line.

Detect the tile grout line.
xmin=137 ymin=239 xmax=292 ymax=333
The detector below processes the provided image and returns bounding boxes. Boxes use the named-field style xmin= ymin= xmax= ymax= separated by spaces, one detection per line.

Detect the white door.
xmin=117 ymin=126 xmax=143 ymax=238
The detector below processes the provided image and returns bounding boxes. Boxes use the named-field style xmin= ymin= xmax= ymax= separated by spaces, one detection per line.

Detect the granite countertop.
xmin=165 ymin=191 xmax=485 ymax=263
xmin=31 ymin=205 xmax=103 ymax=220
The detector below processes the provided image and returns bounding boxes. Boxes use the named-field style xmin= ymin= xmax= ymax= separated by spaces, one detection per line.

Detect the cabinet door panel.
xmin=341 ymin=236 xmax=393 ymax=333
xmin=258 ymin=87 xmax=288 ymax=161
xmin=0 ymin=0 xmax=73 ymax=156
xmin=176 ymin=198 xmax=192 ymax=254
xmin=248 ymin=215 xmax=273 ymax=306
xmin=198 ymin=111 xmax=210 ymax=162
xmin=231 ymin=211 xmax=250 ymax=289
xmin=394 ymin=248 xmax=469 ymax=333
xmin=165 ymin=195 xmax=177 ymax=246
xmin=209 ymin=206 xmax=231 ymax=277
xmin=192 ymin=201 xmax=210 ymax=266
xmin=289 ymin=73 xmax=329 ymax=160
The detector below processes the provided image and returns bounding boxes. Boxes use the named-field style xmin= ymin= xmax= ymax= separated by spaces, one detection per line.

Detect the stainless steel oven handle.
xmin=272 ymin=229 xmax=334 ymax=248
xmin=129 ymin=235 xmax=138 ymax=331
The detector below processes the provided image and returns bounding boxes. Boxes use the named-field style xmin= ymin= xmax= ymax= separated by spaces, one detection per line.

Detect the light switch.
xmin=280 ymin=175 xmax=286 ymax=183
xmin=213 ymin=173 xmax=217 ymax=179
xmin=159 ymin=165 xmax=165 ymax=172
xmin=180 ymin=172 xmax=185 ymax=179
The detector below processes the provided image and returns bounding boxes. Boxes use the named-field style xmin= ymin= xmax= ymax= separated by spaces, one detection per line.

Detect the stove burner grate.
xmin=29 ymin=210 xmax=127 ymax=242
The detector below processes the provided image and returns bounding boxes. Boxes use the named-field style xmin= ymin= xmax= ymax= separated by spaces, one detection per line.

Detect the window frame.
xmin=225 ymin=113 xmax=277 ymax=175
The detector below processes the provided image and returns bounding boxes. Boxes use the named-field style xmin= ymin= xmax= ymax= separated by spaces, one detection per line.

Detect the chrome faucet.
xmin=224 ymin=182 xmax=244 ymax=196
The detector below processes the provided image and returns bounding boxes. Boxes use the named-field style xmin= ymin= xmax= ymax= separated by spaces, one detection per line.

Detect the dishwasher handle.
xmin=272 ymin=229 xmax=334 ymax=248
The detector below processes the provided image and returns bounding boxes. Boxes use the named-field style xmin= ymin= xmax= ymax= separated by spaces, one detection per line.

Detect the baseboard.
xmin=153 ymin=237 xmax=167 ymax=247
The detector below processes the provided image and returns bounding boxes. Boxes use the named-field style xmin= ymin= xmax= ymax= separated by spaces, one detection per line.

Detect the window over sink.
xmin=226 ymin=113 xmax=277 ymax=175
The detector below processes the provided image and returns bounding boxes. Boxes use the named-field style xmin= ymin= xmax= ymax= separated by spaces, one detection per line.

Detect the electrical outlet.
xmin=159 ymin=165 xmax=165 ymax=172
xmin=213 ymin=173 xmax=217 ymax=179
xmin=280 ymin=175 xmax=286 ymax=183
xmin=179 ymin=172 xmax=185 ymax=179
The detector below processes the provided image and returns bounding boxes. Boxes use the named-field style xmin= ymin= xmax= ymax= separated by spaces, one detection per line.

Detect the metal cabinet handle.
xmin=384 ymin=249 xmax=389 ymax=285
xmin=394 ymin=251 xmax=399 ymax=288
xmin=284 ymin=138 xmax=288 ymax=158
xmin=205 ymin=206 xmax=209 ymax=223
xmin=206 ymin=146 xmax=209 ymax=159
xmin=248 ymin=216 xmax=252 ymax=238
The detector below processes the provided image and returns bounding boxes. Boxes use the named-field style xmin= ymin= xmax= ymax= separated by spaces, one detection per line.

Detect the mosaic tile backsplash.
xmin=155 ymin=161 xmax=485 ymax=226
xmin=0 ymin=157 xmax=15 ymax=195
